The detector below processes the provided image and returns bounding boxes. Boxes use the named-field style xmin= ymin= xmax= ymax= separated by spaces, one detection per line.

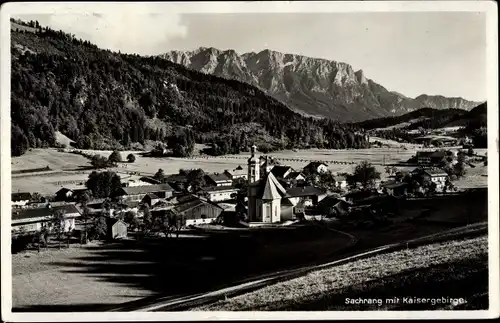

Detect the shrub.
xmin=127 ymin=153 xmax=136 ymax=163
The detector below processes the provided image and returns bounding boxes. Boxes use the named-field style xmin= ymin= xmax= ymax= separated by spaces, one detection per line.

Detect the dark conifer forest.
xmin=10 ymin=19 xmax=369 ymax=157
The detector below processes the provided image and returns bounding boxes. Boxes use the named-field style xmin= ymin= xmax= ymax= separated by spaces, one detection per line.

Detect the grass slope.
xmin=194 ymin=235 xmax=488 ymax=311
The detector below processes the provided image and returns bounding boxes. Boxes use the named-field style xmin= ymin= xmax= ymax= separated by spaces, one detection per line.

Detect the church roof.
xmin=258 ymin=172 xmax=287 ymax=200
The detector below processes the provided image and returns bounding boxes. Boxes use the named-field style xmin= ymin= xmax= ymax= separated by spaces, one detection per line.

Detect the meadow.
xmin=193 ymin=235 xmax=488 ymax=311
xmin=11 ymin=224 xmax=352 ymax=311
xmin=11 ymin=141 xmax=487 ymax=195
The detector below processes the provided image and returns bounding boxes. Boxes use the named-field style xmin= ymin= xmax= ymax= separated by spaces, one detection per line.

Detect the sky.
xmin=13 ymin=10 xmax=487 ymax=102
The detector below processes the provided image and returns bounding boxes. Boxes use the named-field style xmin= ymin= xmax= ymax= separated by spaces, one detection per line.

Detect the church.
xmin=246 ymin=145 xmax=289 ymax=223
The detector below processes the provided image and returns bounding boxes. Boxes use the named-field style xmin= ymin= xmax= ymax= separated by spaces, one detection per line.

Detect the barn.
xmin=107 ymin=218 xmax=128 ymax=240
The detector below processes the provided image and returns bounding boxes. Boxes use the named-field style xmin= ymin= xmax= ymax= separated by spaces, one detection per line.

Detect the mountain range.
xmin=160 ymin=47 xmax=481 ymax=122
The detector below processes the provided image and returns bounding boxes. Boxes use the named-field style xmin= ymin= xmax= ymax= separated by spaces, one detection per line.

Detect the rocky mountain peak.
xmin=160 ymin=47 xmax=481 ymax=121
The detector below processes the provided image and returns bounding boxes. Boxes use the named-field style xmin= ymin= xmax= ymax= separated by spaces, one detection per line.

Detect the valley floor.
xmin=11 ymin=147 xmax=487 ymax=195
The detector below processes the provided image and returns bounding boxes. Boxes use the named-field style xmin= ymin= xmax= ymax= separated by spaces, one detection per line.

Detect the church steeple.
xmin=248 ymin=144 xmax=260 ymax=184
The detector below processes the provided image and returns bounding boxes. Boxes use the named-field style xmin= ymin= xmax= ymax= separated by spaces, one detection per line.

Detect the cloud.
xmin=48 ymin=12 xmax=187 ymax=55
xmin=16 ymin=4 xmax=188 ymax=55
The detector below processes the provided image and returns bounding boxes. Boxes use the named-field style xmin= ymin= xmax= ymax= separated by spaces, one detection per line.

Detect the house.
xmin=122 ymin=178 xmax=154 ymax=187
xmin=380 ymin=181 xmax=408 ymax=197
xmin=117 ymin=184 xmax=175 ymax=202
xmin=224 ymin=165 xmax=247 ymax=180
xmin=162 ymin=194 xmax=224 ymax=227
xmin=334 ymin=175 xmax=348 ymax=189
xmin=198 ymin=185 xmax=239 ymax=202
xmin=303 ymin=161 xmax=328 ymax=175
xmin=107 ymin=218 xmax=127 ymax=240
xmin=316 ymin=196 xmax=352 ymax=218
xmin=285 ymin=186 xmax=327 ymax=207
xmin=421 ymin=168 xmax=449 ymax=191
xmin=140 ymin=176 xmax=162 ymax=185
xmin=11 ymin=192 xmax=32 ymax=208
xmin=270 ymin=165 xmax=295 ymax=180
xmin=141 ymin=193 xmax=161 ymax=207
xmin=11 ymin=204 xmax=81 ymax=234
xmin=286 ymin=171 xmax=306 ymax=182
xmin=205 ymin=173 xmax=233 ymax=187
xmin=416 ymin=150 xmax=447 ymax=166
xmin=343 ymin=189 xmax=380 ymax=204
xmin=55 ymin=188 xmax=89 ymax=202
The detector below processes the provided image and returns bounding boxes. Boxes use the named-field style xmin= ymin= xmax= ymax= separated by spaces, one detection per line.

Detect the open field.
xmin=11 ymin=147 xmax=416 ymax=195
xmin=11 ymin=145 xmax=488 ymax=195
xmin=12 ymin=224 xmax=352 ymax=311
xmin=194 ymin=235 xmax=488 ymax=311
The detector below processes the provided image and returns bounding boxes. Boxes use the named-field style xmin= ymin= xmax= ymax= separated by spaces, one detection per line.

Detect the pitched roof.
xmin=430 ymin=151 xmax=447 ymax=158
xmin=12 ymin=204 xmax=81 ymax=222
xmin=286 ymin=186 xmax=326 ymax=198
xmin=12 ymin=192 xmax=32 ymax=201
xmin=173 ymin=195 xmax=223 ymax=214
xmin=165 ymin=174 xmax=188 ymax=183
xmin=270 ymin=166 xmax=293 ymax=178
xmin=286 ymin=171 xmax=304 ymax=179
xmin=258 ymin=172 xmax=288 ymax=200
xmin=200 ymin=185 xmax=238 ymax=192
xmin=140 ymin=176 xmax=162 ymax=184
xmin=120 ymin=183 xmax=174 ymax=195
xmin=416 ymin=151 xmax=434 ymax=158
xmin=143 ymin=193 xmax=159 ymax=200
xmin=380 ymin=181 xmax=408 ymax=189
xmin=305 ymin=161 xmax=328 ymax=169
xmin=422 ymin=168 xmax=449 ymax=177
xmin=343 ymin=189 xmax=379 ymax=200
xmin=206 ymin=173 xmax=232 ymax=183
xmin=334 ymin=175 xmax=347 ymax=182
xmin=107 ymin=217 xmax=126 ymax=227
xmin=235 ymin=165 xmax=243 ymax=170
xmin=55 ymin=188 xmax=72 ymax=195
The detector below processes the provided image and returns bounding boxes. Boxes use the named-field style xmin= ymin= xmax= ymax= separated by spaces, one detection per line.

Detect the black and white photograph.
xmin=1 ymin=1 xmax=498 ymax=321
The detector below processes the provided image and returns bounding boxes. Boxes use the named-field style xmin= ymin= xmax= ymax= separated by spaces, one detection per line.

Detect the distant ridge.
xmin=160 ymin=47 xmax=481 ymax=122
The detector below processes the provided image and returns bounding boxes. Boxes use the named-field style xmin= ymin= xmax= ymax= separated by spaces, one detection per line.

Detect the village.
xmin=11 ymin=141 xmax=487 ymax=252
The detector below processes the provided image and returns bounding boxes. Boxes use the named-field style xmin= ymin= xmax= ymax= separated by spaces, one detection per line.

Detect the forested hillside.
xmin=356 ymin=103 xmax=486 ymax=130
xmin=355 ymin=103 xmax=487 ymax=147
xmin=10 ymin=19 xmax=369 ymax=157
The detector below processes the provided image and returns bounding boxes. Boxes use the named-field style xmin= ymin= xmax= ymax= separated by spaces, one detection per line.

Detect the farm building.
xmin=11 ymin=204 xmax=81 ymax=234
xmin=55 ymin=188 xmax=89 ymax=202
xmin=224 ymin=165 xmax=247 ymax=180
xmin=333 ymin=175 xmax=348 ymax=189
xmin=117 ymin=183 xmax=175 ymax=202
xmin=139 ymin=176 xmax=162 ymax=185
xmin=316 ymin=196 xmax=352 ymax=218
xmin=269 ymin=165 xmax=295 ymax=179
xmin=198 ymin=185 xmax=239 ymax=202
xmin=380 ymin=181 xmax=408 ymax=197
xmin=159 ymin=194 xmax=224 ymax=226
xmin=343 ymin=189 xmax=380 ymax=204
xmin=141 ymin=193 xmax=161 ymax=207
xmin=285 ymin=186 xmax=327 ymax=206
xmin=11 ymin=192 xmax=32 ymax=208
xmin=420 ymin=168 xmax=449 ymax=191
xmin=107 ymin=218 xmax=128 ymax=240
xmin=414 ymin=135 xmax=458 ymax=146
xmin=205 ymin=173 xmax=233 ymax=187
xmin=303 ymin=161 xmax=328 ymax=175
xmin=416 ymin=150 xmax=447 ymax=166
xmin=286 ymin=171 xmax=306 ymax=182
